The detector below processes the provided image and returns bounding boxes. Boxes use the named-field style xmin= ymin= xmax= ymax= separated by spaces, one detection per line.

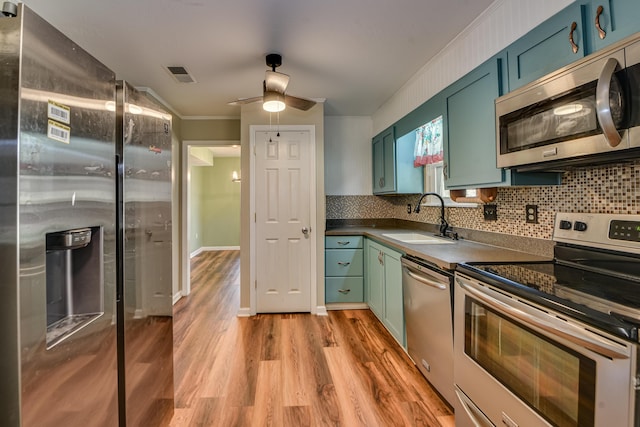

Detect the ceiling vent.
xmin=165 ymin=66 xmax=196 ymax=83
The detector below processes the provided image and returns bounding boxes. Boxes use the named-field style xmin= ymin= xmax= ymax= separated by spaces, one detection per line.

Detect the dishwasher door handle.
xmin=404 ymin=267 xmax=447 ymax=290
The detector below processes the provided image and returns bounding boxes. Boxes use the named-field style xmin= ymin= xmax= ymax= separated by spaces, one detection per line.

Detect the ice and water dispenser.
xmin=45 ymin=227 xmax=104 ymax=348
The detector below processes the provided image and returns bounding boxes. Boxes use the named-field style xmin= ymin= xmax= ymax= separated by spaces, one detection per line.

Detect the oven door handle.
xmin=455 ymin=387 xmax=495 ymax=427
xmin=459 ymin=279 xmax=630 ymax=360
xmin=596 ymin=57 xmax=623 ymax=148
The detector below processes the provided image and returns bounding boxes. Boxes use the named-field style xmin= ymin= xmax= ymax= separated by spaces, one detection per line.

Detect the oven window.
xmin=465 ymin=298 xmax=596 ymax=426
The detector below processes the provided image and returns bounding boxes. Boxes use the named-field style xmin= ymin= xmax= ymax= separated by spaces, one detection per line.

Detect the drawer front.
xmin=325 ymin=235 xmax=363 ymax=249
xmin=325 ymin=249 xmax=363 ymax=276
xmin=325 ymin=277 xmax=364 ymax=303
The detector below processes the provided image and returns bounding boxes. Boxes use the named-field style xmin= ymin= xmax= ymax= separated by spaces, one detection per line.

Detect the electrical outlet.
xmin=407 ymin=204 xmax=412 ymax=214
xmin=526 ymin=204 xmax=538 ymax=223
xmin=483 ymin=204 xmax=497 ymax=221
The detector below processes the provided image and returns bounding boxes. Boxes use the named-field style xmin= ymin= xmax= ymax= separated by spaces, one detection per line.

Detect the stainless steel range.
xmin=454 ymin=213 xmax=640 ymax=427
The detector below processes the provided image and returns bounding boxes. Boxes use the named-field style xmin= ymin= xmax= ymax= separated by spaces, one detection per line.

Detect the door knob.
xmin=302 ymin=227 xmax=310 ymax=235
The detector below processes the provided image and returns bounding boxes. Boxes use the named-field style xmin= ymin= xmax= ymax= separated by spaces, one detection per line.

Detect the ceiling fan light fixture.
xmin=263 ymin=90 xmax=285 ymax=112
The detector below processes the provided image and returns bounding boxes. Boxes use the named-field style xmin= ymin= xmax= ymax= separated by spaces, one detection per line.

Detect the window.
xmin=413 ymin=116 xmax=477 ymax=206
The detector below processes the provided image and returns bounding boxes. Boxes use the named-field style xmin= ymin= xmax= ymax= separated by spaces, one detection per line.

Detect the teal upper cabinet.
xmin=507 ymin=2 xmax=585 ymax=91
xmin=372 ymin=126 xmax=423 ymax=195
xmin=444 ymin=56 xmax=505 ymax=188
xmin=443 ymin=55 xmax=561 ymax=189
xmin=586 ymin=0 xmax=640 ymax=51
xmin=372 ymin=127 xmax=395 ymax=194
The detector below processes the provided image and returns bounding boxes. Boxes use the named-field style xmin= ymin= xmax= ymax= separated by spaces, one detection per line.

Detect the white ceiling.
xmin=20 ymin=0 xmax=494 ymax=118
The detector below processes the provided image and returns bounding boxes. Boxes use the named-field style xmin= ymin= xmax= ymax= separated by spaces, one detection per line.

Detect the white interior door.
xmin=255 ymin=129 xmax=312 ymax=313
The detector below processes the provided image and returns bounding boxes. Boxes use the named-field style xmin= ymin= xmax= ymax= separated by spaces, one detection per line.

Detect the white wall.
xmin=372 ymin=0 xmax=574 ymax=135
xmin=324 ymin=116 xmax=372 ymax=195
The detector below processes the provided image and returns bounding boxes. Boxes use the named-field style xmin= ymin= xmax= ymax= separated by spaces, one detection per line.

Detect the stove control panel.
xmin=554 ymin=213 xmax=640 ymax=254
xmin=573 ymin=221 xmax=588 ymax=232
xmin=559 ymin=220 xmax=572 ymax=230
xmin=609 ymin=220 xmax=640 ymax=242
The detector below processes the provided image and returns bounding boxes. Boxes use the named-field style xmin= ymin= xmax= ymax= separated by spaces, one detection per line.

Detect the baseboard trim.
xmin=315 ymin=306 xmax=328 ymax=316
xmin=237 ymin=307 xmax=252 ymax=317
xmin=191 ymin=246 xmax=240 ymax=258
xmin=172 ymin=292 xmax=182 ymax=305
xmin=326 ymin=303 xmax=369 ymax=311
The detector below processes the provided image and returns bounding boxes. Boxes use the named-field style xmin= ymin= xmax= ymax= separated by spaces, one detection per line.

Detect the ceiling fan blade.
xmin=228 ymin=96 xmax=263 ymax=106
xmin=285 ymin=95 xmax=316 ymax=111
xmin=265 ymin=71 xmax=289 ymax=93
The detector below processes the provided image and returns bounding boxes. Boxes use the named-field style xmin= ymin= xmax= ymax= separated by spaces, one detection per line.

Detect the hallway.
xmin=170 ymin=250 xmax=454 ymax=426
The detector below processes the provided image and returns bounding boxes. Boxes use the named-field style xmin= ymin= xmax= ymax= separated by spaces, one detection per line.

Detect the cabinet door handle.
xmin=337 ymin=261 xmax=351 ymax=266
xmin=378 ymin=251 xmax=384 ymax=265
xmin=379 ymin=177 xmax=385 ymax=188
xmin=569 ymin=21 xmax=579 ymax=54
xmin=336 ymin=241 xmax=350 ymax=246
xmin=595 ymin=5 xmax=606 ymax=40
xmin=337 ymin=289 xmax=351 ymax=294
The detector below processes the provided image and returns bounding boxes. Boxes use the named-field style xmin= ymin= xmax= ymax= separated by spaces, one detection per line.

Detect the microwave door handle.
xmin=596 ymin=57 xmax=623 ymax=148
xmin=458 ymin=279 xmax=630 ymax=360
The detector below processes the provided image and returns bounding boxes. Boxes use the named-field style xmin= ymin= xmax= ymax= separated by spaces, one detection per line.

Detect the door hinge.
xmin=254 ymin=212 xmax=256 ymax=222
xmin=254 ymin=280 xmax=257 ymax=289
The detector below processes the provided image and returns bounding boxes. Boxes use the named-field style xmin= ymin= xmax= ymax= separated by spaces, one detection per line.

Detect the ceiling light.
xmin=263 ymin=90 xmax=285 ymax=112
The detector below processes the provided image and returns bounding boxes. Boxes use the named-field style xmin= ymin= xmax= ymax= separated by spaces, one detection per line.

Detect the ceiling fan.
xmin=228 ymin=53 xmax=316 ymax=112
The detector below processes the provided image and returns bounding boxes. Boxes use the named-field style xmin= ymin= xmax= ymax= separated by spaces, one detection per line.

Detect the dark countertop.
xmin=326 ymin=225 xmax=551 ymax=270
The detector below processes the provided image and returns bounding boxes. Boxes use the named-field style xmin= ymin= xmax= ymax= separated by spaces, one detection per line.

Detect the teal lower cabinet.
xmin=325 ymin=277 xmax=364 ymax=303
xmin=365 ymin=238 xmax=405 ymax=347
xmin=365 ymin=239 xmax=384 ymax=318
xmin=325 ymin=236 xmax=364 ymax=305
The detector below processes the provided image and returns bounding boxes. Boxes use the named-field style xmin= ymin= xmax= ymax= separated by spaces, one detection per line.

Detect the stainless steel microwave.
xmin=496 ymin=33 xmax=640 ymax=171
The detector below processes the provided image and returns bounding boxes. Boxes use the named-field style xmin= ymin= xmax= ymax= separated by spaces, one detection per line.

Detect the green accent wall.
xmin=189 ymin=166 xmax=204 ymax=253
xmin=189 ymin=157 xmax=241 ymax=253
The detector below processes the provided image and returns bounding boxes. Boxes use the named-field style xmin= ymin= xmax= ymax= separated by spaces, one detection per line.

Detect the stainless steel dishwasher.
xmin=401 ymin=255 xmax=454 ymax=406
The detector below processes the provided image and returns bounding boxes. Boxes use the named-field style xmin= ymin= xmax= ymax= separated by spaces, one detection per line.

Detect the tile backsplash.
xmin=327 ymin=159 xmax=640 ymax=240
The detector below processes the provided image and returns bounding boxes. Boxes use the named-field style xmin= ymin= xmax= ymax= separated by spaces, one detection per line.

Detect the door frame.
xmin=180 ymin=139 xmax=240 ymax=298
xmin=249 ymin=125 xmax=318 ymax=315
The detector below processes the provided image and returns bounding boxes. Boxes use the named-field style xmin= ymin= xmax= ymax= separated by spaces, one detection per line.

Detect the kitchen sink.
xmin=381 ymin=233 xmax=455 ymax=244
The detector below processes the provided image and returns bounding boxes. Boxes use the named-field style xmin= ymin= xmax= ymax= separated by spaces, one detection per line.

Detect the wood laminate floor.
xmin=170 ymin=250 xmax=455 ymax=426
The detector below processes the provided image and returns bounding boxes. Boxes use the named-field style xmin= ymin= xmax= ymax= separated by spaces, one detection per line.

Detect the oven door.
xmin=496 ymin=47 xmax=628 ymax=169
xmin=454 ymin=273 xmax=637 ymax=427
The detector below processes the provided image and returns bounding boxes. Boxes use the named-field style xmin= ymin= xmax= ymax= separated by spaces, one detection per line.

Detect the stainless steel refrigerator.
xmin=116 ymin=81 xmax=174 ymax=426
xmin=0 ymin=4 xmax=174 ymax=425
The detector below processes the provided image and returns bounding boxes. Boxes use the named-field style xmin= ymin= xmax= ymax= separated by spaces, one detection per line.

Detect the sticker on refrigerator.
xmin=48 ymin=100 xmax=71 ymax=124
xmin=48 ymin=120 xmax=71 ymax=144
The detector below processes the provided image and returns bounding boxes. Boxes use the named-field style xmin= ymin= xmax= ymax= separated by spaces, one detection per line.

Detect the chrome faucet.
xmin=414 ymin=192 xmax=458 ymax=240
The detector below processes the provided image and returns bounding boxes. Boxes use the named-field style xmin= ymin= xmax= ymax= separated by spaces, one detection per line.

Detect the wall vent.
xmin=165 ymin=66 xmax=196 ymax=83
